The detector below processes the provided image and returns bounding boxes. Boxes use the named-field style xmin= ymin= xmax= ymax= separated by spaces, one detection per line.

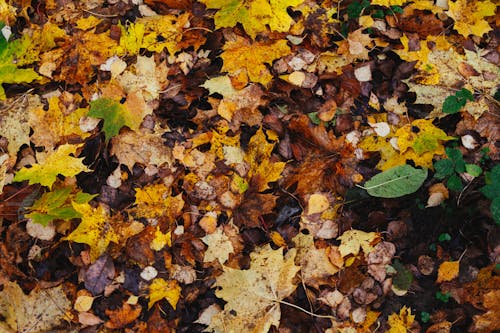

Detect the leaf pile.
xmin=0 ymin=0 xmax=498 ymax=332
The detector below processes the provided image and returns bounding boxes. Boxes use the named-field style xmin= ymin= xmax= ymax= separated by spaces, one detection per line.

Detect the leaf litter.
xmin=0 ymin=0 xmax=498 ymax=332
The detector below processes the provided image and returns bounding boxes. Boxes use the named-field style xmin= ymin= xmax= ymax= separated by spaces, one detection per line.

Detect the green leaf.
xmin=88 ymin=98 xmax=135 ymax=142
xmin=445 ymin=147 xmax=465 ymax=173
xmin=490 ymin=197 xmax=500 ymax=225
xmin=442 ymin=88 xmax=473 ymax=114
xmin=434 ymin=159 xmax=454 ymax=179
xmin=435 ymin=291 xmax=450 ymax=303
xmin=465 ymin=164 xmax=482 ymax=177
xmin=392 ymin=260 xmax=413 ymax=294
xmin=25 ymin=186 xmax=95 ymax=226
xmin=362 ymin=165 xmax=428 ymax=198
xmin=446 ymin=174 xmax=463 ymax=191
xmin=438 ymin=233 xmax=451 ymax=242
xmin=420 ymin=312 xmax=430 ymax=323
xmin=307 ymin=112 xmax=321 ymax=125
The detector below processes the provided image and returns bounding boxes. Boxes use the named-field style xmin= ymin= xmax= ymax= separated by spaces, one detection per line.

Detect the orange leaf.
xmin=436 ymin=261 xmax=460 ymax=283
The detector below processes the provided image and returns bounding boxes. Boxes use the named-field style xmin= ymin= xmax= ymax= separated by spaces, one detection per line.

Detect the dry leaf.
xmin=436 ymin=261 xmax=460 ymax=283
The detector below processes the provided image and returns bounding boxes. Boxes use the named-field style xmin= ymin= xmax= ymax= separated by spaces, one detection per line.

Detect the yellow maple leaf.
xmin=447 ymin=0 xmax=496 ymax=37
xmin=221 ymin=36 xmax=291 ymax=87
xmin=436 ymin=260 xmax=460 ymax=283
xmin=150 ymin=226 xmax=171 ymax=251
xmin=387 ymin=306 xmax=415 ymax=333
xmin=360 ymin=119 xmax=453 ymax=170
xmin=202 ymin=227 xmax=235 ymax=264
xmin=117 ymin=13 xmax=190 ymax=56
xmin=148 ymin=278 xmax=181 ymax=309
xmin=245 ymin=127 xmax=286 ymax=192
xmin=370 ymin=0 xmax=408 ymax=6
xmin=13 ymin=144 xmax=90 ymax=188
xmin=134 ymin=183 xmax=184 ymax=220
xmin=64 ymin=202 xmax=119 ymax=262
xmin=208 ymin=244 xmax=300 ymax=333
xmin=29 ymin=96 xmax=89 ymax=149
xmin=395 ymin=119 xmax=454 ymax=156
xmin=337 ymin=229 xmax=380 ymax=258
xmin=199 ymin=0 xmax=303 ymax=39
xmin=396 ymin=35 xmax=439 ymax=85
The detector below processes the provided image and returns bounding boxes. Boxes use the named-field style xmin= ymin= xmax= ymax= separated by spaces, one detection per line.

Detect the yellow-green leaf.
xmin=64 ymin=202 xmax=119 ymax=262
xmin=13 ymin=144 xmax=90 ymax=188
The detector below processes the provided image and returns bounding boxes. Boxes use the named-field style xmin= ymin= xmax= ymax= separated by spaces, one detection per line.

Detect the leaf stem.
xmin=277 ymin=299 xmax=336 ymax=320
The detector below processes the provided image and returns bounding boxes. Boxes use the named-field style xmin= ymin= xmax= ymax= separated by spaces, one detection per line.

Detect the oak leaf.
xmin=207 ymin=244 xmax=300 ymax=333
xmin=13 ymin=143 xmax=90 ymax=188
xmin=199 ymin=0 xmax=304 ymax=39
xmin=148 ymin=278 xmax=181 ymax=309
xmin=221 ymin=36 xmax=291 ymax=87
xmin=64 ymin=202 xmax=119 ymax=262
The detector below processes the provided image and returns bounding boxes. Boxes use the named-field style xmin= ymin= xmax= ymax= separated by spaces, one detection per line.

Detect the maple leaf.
xmin=148 ymin=278 xmax=181 ymax=310
xmin=0 ymin=94 xmax=40 ymax=160
xmin=0 ymin=281 xmax=71 ymax=333
xmin=133 ymin=183 xmax=184 ymax=221
xmin=117 ymin=13 xmax=190 ymax=56
xmin=29 ymin=95 xmax=89 ymax=149
xmin=221 ymin=36 xmax=291 ymax=87
xmin=0 ymin=30 xmax=40 ymax=99
xmin=200 ymin=75 xmax=265 ymax=123
xmin=13 ymin=143 xmax=91 ymax=188
xmin=387 ymin=306 xmax=415 ymax=333
xmin=88 ymin=98 xmax=141 ymax=142
xmin=447 ymin=0 xmax=496 ymax=37
xmin=110 ymin=128 xmax=173 ymax=171
xmin=64 ymin=202 xmax=119 ymax=262
xmin=199 ymin=0 xmax=304 ymax=39
xmin=207 ymin=244 xmax=300 ymax=333
xmin=202 ymin=227 xmax=235 ymax=264
xmin=337 ymin=229 xmax=380 ymax=258
xmin=245 ymin=128 xmax=286 ymax=192
xmin=25 ymin=186 xmax=96 ymax=226
xmin=360 ymin=119 xmax=453 ymax=171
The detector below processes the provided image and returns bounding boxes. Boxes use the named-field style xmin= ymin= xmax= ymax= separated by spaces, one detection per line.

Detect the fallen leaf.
xmin=446 ymin=0 xmax=495 ymax=37
xmin=202 ymin=227 xmax=235 ymax=264
xmin=148 ymin=278 xmax=181 ymax=310
xmin=13 ymin=143 xmax=91 ymax=188
xmin=0 ymin=281 xmax=71 ymax=332
xmin=436 ymin=261 xmax=460 ymax=283
xmin=362 ymin=165 xmax=428 ymax=198
xmin=387 ymin=306 xmax=415 ymax=333
xmin=337 ymin=229 xmax=380 ymax=258
xmin=207 ymin=244 xmax=300 ymax=333
xmin=84 ymin=254 xmax=115 ymax=295
xmin=199 ymin=0 xmax=304 ymax=39
xmin=105 ymin=302 xmax=142 ymax=329
xmin=64 ymin=202 xmax=119 ymax=262
xmin=220 ymin=36 xmax=292 ymax=87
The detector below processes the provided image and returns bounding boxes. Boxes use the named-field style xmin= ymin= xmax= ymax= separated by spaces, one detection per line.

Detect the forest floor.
xmin=0 ymin=1 xmax=499 ymax=332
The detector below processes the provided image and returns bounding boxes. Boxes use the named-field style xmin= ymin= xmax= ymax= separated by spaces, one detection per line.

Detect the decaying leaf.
xmin=0 ymin=281 xmax=71 ymax=333
xmin=207 ymin=244 xmax=300 ymax=333
xmin=202 ymin=227 xmax=235 ymax=264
